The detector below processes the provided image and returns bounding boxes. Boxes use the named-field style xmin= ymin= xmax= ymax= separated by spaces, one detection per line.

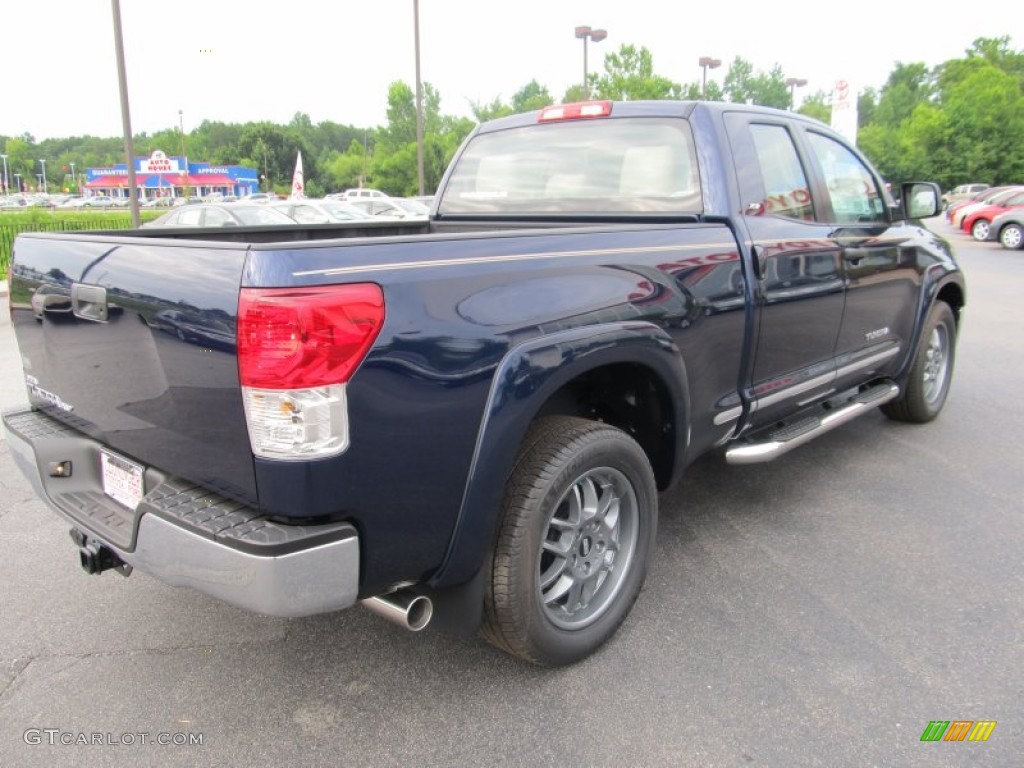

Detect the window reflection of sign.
xmin=764 ymin=188 xmax=813 ymax=219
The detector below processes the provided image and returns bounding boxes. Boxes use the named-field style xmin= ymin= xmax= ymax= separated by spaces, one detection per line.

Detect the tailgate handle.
xmin=71 ymin=283 xmax=109 ymax=323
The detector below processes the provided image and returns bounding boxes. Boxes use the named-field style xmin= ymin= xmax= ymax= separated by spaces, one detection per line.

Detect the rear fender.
xmin=429 ymin=321 xmax=689 ymax=589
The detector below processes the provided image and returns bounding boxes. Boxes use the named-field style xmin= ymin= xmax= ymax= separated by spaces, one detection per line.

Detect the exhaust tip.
xmin=404 ymin=595 xmax=433 ymax=631
xmin=361 ymin=591 xmax=433 ymax=632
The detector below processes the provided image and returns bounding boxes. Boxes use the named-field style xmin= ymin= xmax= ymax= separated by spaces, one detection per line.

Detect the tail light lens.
xmin=538 ymin=101 xmax=613 ymax=122
xmin=237 ymin=284 xmax=385 ymax=460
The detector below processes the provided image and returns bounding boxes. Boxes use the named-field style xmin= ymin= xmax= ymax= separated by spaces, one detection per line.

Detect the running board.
xmin=725 ymin=382 xmax=900 ymax=465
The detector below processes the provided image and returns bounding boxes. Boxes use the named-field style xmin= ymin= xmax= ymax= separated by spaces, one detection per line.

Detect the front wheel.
xmin=482 ymin=416 xmax=658 ymax=666
xmin=882 ymin=302 xmax=957 ymax=423
xmin=971 ymin=218 xmax=991 ymax=241
xmin=1000 ymin=223 xmax=1024 ymax=250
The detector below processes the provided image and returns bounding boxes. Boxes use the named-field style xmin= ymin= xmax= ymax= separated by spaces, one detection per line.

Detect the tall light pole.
xmin=13 ymin=173 xmax=22 ymax=194
xmin=70 ymin=161 xmax=76 ymax=193
xmin=111 ymin=0 xmax=140 ymax=226
xmin=574 ymin=25 xmax=607 ymax=99
xmin=0 ymin=154 xmax=8 ymax=195
xmin=698 ymin=56 xmax=721 ymax=100
xmin=413 ymin=0 xmax=424 ymax=196
xmin=178 ymin=108 xmax=189 ymax=198
xmin=786 ymin=77 xmax=808 ymax=110
xmin=39 ymin=159 xmax=47 ymax=194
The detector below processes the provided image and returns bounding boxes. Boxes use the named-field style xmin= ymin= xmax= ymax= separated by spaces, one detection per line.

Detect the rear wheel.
xmin=999 ymin=223 xmax=1023 ymax=250
xmin=882 ymin=302 xmax=957 ymax=423
xmin=482 ymin=416 xmax=657 ymax=666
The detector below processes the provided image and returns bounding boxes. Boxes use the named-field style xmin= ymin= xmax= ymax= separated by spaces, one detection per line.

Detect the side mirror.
xmin=901 ymin=182 xmax=941 ymax=219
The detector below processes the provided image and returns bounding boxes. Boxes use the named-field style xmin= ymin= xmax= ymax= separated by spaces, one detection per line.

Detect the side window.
xmin=806 ymin=132 xmax=886 ymax=224
xmin=749 ymin=124 xmax=814 ymax=221
xmin=177 ymin=207 xmax=203 ymax=226
xmin=203 ymin=208 xmax=232 ymax=226
xmin=292 ymin=205 xmax=328 ymax=224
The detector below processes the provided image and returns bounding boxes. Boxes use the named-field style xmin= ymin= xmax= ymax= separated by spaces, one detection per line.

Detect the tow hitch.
xmin=69 ymin=529 xmax=133 ymax=577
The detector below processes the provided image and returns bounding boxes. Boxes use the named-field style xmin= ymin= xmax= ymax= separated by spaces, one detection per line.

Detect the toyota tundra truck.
xmin=2 ymin=100 xmax=964 ymax=666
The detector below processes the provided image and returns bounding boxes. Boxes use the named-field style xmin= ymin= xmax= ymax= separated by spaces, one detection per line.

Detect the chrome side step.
xmin=725 ymin=382 xmax=900 ymax=465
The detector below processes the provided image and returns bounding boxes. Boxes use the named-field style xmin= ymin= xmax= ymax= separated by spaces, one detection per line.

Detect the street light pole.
xmin=178 ymin=109 xmax=189 ymax=199
xmin=413 ymin=0 xmax=424 ymax=197
xmin=698 ymin=56 xmax=722 ymax=100
xmin=0 ymin=154 xmax=8 ymax=195
xmin=111 ymin=0 xmax=140 ymax=227
xmin=786 ymin=77 xmax=808 ymax=110
xmin=574 ymin=25 xmax=607 ymax=99
xmin=14 ymin=173 xmax=22 ymax=194
xmin=39 ymin=159 xmax=47 ymax=194
xmin=70 ymin=162 xmax=76 ymax=193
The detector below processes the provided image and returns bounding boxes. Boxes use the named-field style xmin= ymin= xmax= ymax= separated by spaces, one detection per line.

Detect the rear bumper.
xmin=2 ymin=407 xmax=360 ymax=618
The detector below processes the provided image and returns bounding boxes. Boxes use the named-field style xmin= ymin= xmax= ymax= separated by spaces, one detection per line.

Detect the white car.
xmin=347 ymin=198 xmax=428 ymax=220
xmin=336 ymin=188 xmax=389 ymax=200
xmin=269 ymin=199 xmax=372 ymax=224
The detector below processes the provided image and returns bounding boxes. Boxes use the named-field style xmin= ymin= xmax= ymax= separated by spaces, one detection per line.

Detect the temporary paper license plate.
xmin=100 ymin=450 xmax=144 ymax=510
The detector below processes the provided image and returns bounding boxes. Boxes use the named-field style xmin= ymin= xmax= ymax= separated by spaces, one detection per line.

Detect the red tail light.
xmin=237 ymin=284 xmax=385 ymax=390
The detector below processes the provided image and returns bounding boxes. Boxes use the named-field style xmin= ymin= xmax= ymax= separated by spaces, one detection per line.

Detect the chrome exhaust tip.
xmin=361 ymin=591 xmax=433 ymax=632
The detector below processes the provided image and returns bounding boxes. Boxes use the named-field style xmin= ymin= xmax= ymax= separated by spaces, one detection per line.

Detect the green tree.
xmin=592 ymin=45 xmax=682 ymax=100
xmin=872 ymin=62 xmax=934 ymax=128
xmin=722 ymin=58 xmax=789 ymax=108
xmin=511 ymin=80 xmax=553 ymax=112
xmin=798 ymin=90 xmax=832 ymax=124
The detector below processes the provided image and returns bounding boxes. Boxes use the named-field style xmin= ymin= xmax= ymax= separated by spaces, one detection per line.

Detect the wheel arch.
xmin=428 ymin=321 xmax=689 ymax=590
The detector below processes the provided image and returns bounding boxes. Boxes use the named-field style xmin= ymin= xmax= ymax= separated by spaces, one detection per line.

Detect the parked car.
xmin=30 ymin=284 xmax=72 ymax=321
xmin=338 ymin=188 xmax=388 ymax=200
xmin=391 ymin=198 xmax=431 ymax=217
xmin=947 ymin=186 xmax=1021 ymax=228
xmin=988 ymin=209 xmax=1024 ymax=249
xmin=143 ymin=203 xmax=297 ymax=228
xmin=141 ymin=197 xmax=177 ymax=208
xmin=58 ymin=196 xmax=90 ymax=208
xmin=960 ymin=189 xmax=1024 ymax=240
xmin=942 ymin=183 xmax=989 ymax=209
xmin=347 ymin=197 xmax=428 ymax=220
xmin=84 ymin=196 xmax=117 ymax=208
xmin=238 ymin=193 xmax=278 ymax=204
xmin=269 ymin=199 xmax=372 ymax=224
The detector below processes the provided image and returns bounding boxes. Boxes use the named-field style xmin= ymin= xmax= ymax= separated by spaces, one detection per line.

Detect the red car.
xmin=946 ymin=185 xmax=1020 ymax=228
xmin=961 ymin=189 xmax=1024 ymax=241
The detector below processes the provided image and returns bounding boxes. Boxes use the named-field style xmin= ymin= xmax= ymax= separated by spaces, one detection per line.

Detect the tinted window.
xmin=440 ymin=118 xmax=702 ymax=215
xmin=749 ymin=124 xmax=814 ymax=221
xmin=806 ymin=132 xmax=886 ymax=224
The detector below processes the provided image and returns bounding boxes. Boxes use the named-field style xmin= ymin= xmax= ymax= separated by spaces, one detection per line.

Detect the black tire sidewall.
xmin=903 ymin=302 xmax=956 ymax=422
xmin=495 ymin=419 xmax=657 ymax=666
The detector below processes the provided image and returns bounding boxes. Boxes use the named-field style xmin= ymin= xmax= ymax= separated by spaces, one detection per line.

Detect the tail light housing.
xmin=237 ymin=284 xmax=385 ymax=460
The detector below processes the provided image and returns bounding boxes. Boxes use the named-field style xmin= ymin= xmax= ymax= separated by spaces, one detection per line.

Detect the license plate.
xmin=100 ymin=450 xmax=144 ymax=510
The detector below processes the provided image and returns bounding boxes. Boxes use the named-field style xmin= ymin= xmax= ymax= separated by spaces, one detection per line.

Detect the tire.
xmin=971 ymin=218 xmax=991 ymax=241
xmin=882 ymin=302 xmax=957 ymax=423
xmin=1000 ymin=223 xmax=1024 ymax=250
xmin=482 ymin=416 xmax=658 ymax=666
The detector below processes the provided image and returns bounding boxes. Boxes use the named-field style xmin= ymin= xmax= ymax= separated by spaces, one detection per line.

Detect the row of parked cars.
xmin=143 ymin=195 xmax=431 ymax=228
xmin=943 ymin=184 xmax=1024 ymax=250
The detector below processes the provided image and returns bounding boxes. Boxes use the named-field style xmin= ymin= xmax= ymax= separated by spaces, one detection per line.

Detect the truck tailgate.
xmin=8 ymin=233 xmax=256 ymax=504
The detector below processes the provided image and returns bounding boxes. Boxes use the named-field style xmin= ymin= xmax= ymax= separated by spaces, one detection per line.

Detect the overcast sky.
xmin=2 ymin=1 xmax=1017 ymax=141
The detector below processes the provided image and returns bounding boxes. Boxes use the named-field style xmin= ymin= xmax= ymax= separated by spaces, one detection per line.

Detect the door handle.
xmin=71 ymin=283 xmax=109 ymax=323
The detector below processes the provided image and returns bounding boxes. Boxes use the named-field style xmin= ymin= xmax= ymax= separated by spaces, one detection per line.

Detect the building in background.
xmin=85 ymin=150 xmax=259 ymax=199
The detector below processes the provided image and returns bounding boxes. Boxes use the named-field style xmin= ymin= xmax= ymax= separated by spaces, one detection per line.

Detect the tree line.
xmin=3 ymin=36 xmax=1021 ymax=198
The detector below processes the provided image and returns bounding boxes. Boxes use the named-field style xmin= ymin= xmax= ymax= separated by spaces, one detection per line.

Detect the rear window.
xmin=438 ymin=117 xmax=702 ymax=215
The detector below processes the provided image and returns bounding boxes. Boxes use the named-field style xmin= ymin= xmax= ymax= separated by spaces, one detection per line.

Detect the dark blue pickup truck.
xmin=2 ymin=101 xmax=964 ymax=665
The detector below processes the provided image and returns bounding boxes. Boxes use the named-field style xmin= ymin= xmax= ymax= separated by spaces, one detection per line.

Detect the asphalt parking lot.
xmin=0 ymin=219 xmax=1020 ymax=767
